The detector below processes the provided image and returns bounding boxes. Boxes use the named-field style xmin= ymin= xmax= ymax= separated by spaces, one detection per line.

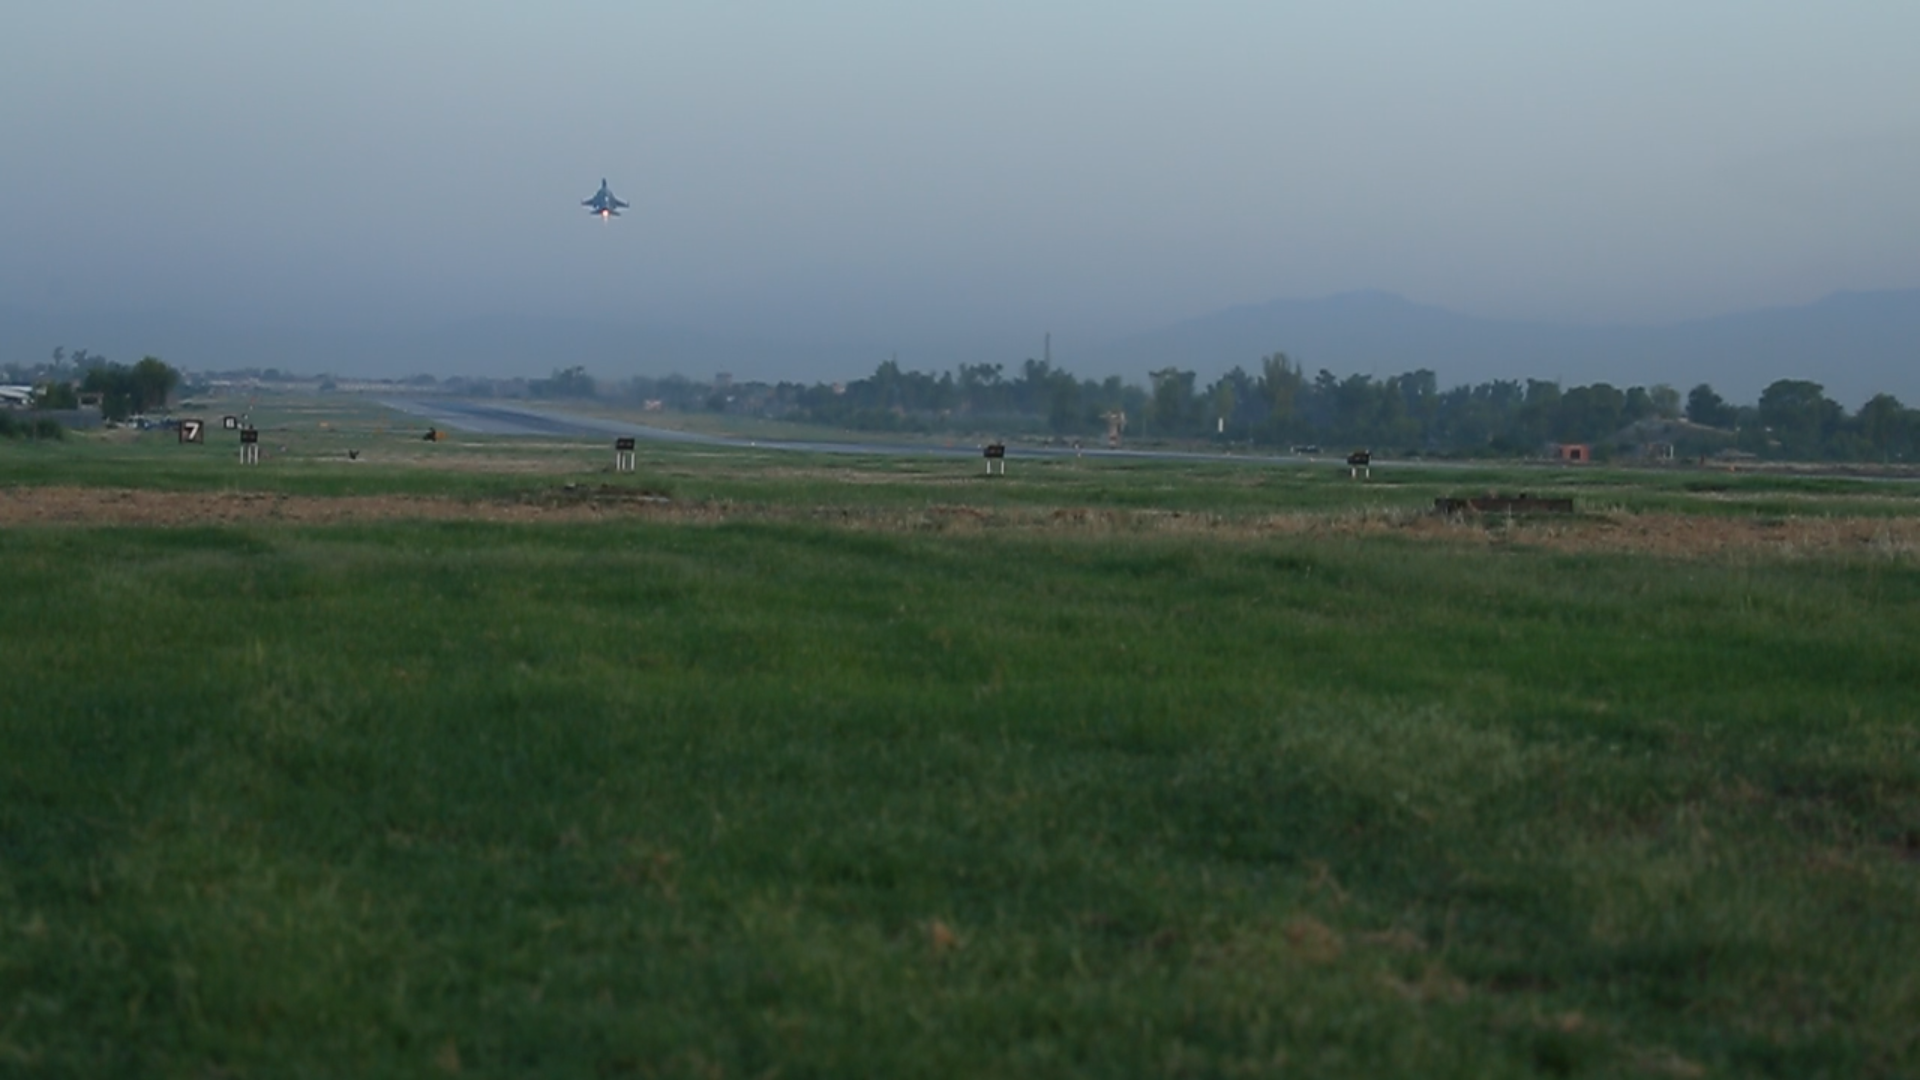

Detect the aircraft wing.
xmin=611 ymin=195 xmax=630 ymax=209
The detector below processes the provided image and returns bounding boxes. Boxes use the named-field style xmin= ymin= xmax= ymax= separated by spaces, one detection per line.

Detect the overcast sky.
xmin=5 ymin=1 xmax=1918 ymax=366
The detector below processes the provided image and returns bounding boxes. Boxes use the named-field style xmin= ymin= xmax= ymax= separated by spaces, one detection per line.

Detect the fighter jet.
xmin=582 ymin=179 xmax=629 ymax=220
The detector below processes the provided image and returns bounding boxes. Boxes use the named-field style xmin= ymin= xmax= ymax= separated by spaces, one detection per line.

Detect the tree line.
xmin=8 ymin=339 xmax=1910 ymax=462
xmin=606 ymin=354 xmax=1919 ymax=462
xmin=3 ymin=347 xmax=182 ymax=421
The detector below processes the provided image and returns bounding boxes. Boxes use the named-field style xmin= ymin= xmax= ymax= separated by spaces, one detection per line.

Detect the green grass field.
xmin=3 ymin=401 xmax=1917 ymax=1076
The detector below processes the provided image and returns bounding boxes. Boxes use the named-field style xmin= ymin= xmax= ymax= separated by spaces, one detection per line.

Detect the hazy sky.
xmin=5 ymin=1 xmax=1918 ymax=360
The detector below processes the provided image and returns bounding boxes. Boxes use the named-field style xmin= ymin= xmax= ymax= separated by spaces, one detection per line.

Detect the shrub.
xmin=0 ymin=413 xmax=65 ymax=440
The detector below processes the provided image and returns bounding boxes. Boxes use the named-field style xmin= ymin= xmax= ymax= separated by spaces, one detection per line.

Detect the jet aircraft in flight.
xmin=582 ymin=179 xmax=629 ymax=220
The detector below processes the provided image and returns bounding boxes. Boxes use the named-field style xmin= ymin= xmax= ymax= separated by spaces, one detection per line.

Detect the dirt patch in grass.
xmin=0 ymin=485 xmax=676 ymax=527
xmin=4 ymin=485 xmax=1917 ymax=559
xmin=1406 ymin=510 xmax=1920 ymax=559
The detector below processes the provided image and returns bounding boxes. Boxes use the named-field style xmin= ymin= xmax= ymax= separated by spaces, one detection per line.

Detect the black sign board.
xmin=1346 ymin=450 xmax=1371 ymax=467
xmin=222 ymin=415 xmax=239 ymax=430
xmin=983 ymin=443 xmax=1006 ymax=459
xmin=615 ymin=437 xmax=636 ymax=451
xmin=240 ymin=428 xmax=259 ymax=445
xmin=178 ymin=419 xmax=204 ymax=444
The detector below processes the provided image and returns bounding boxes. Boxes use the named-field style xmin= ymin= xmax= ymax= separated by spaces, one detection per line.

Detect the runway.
xmin=379 ymin=397 xmax=1315 ymax=466
xmin=384 ymin=398 xmax=1889 ymax=481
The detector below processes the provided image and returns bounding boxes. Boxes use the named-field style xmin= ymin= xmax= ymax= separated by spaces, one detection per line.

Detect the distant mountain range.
xmin=4 ymin=289 xmax=1916 ymax=406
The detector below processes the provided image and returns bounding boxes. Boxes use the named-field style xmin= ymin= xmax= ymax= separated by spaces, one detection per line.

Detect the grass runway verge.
xmin=3 ymin=417 xmax=1918 ymax=1076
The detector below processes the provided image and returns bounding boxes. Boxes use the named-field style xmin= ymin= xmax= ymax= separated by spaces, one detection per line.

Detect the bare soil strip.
xmin=0 ymin=486 xmax=611 ymax=526
xmin=4 ymin=485 xmax=1917 ymax=558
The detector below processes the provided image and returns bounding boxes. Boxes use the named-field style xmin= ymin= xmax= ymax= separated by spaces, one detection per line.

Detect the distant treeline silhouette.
xmin=3 ymin=347 xmax=182 ymax=422
xmin=618 ymin=353 xmax=1917 ymax=462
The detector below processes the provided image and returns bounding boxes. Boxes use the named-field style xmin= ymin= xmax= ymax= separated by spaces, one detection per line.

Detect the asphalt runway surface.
xmin=380 ymin=398 xmax=1339 ymax=467
xmin=383 ymin=399 xmax=723 ymax=444
xmin=380 ymin=398 xmax=1920 ymax=484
